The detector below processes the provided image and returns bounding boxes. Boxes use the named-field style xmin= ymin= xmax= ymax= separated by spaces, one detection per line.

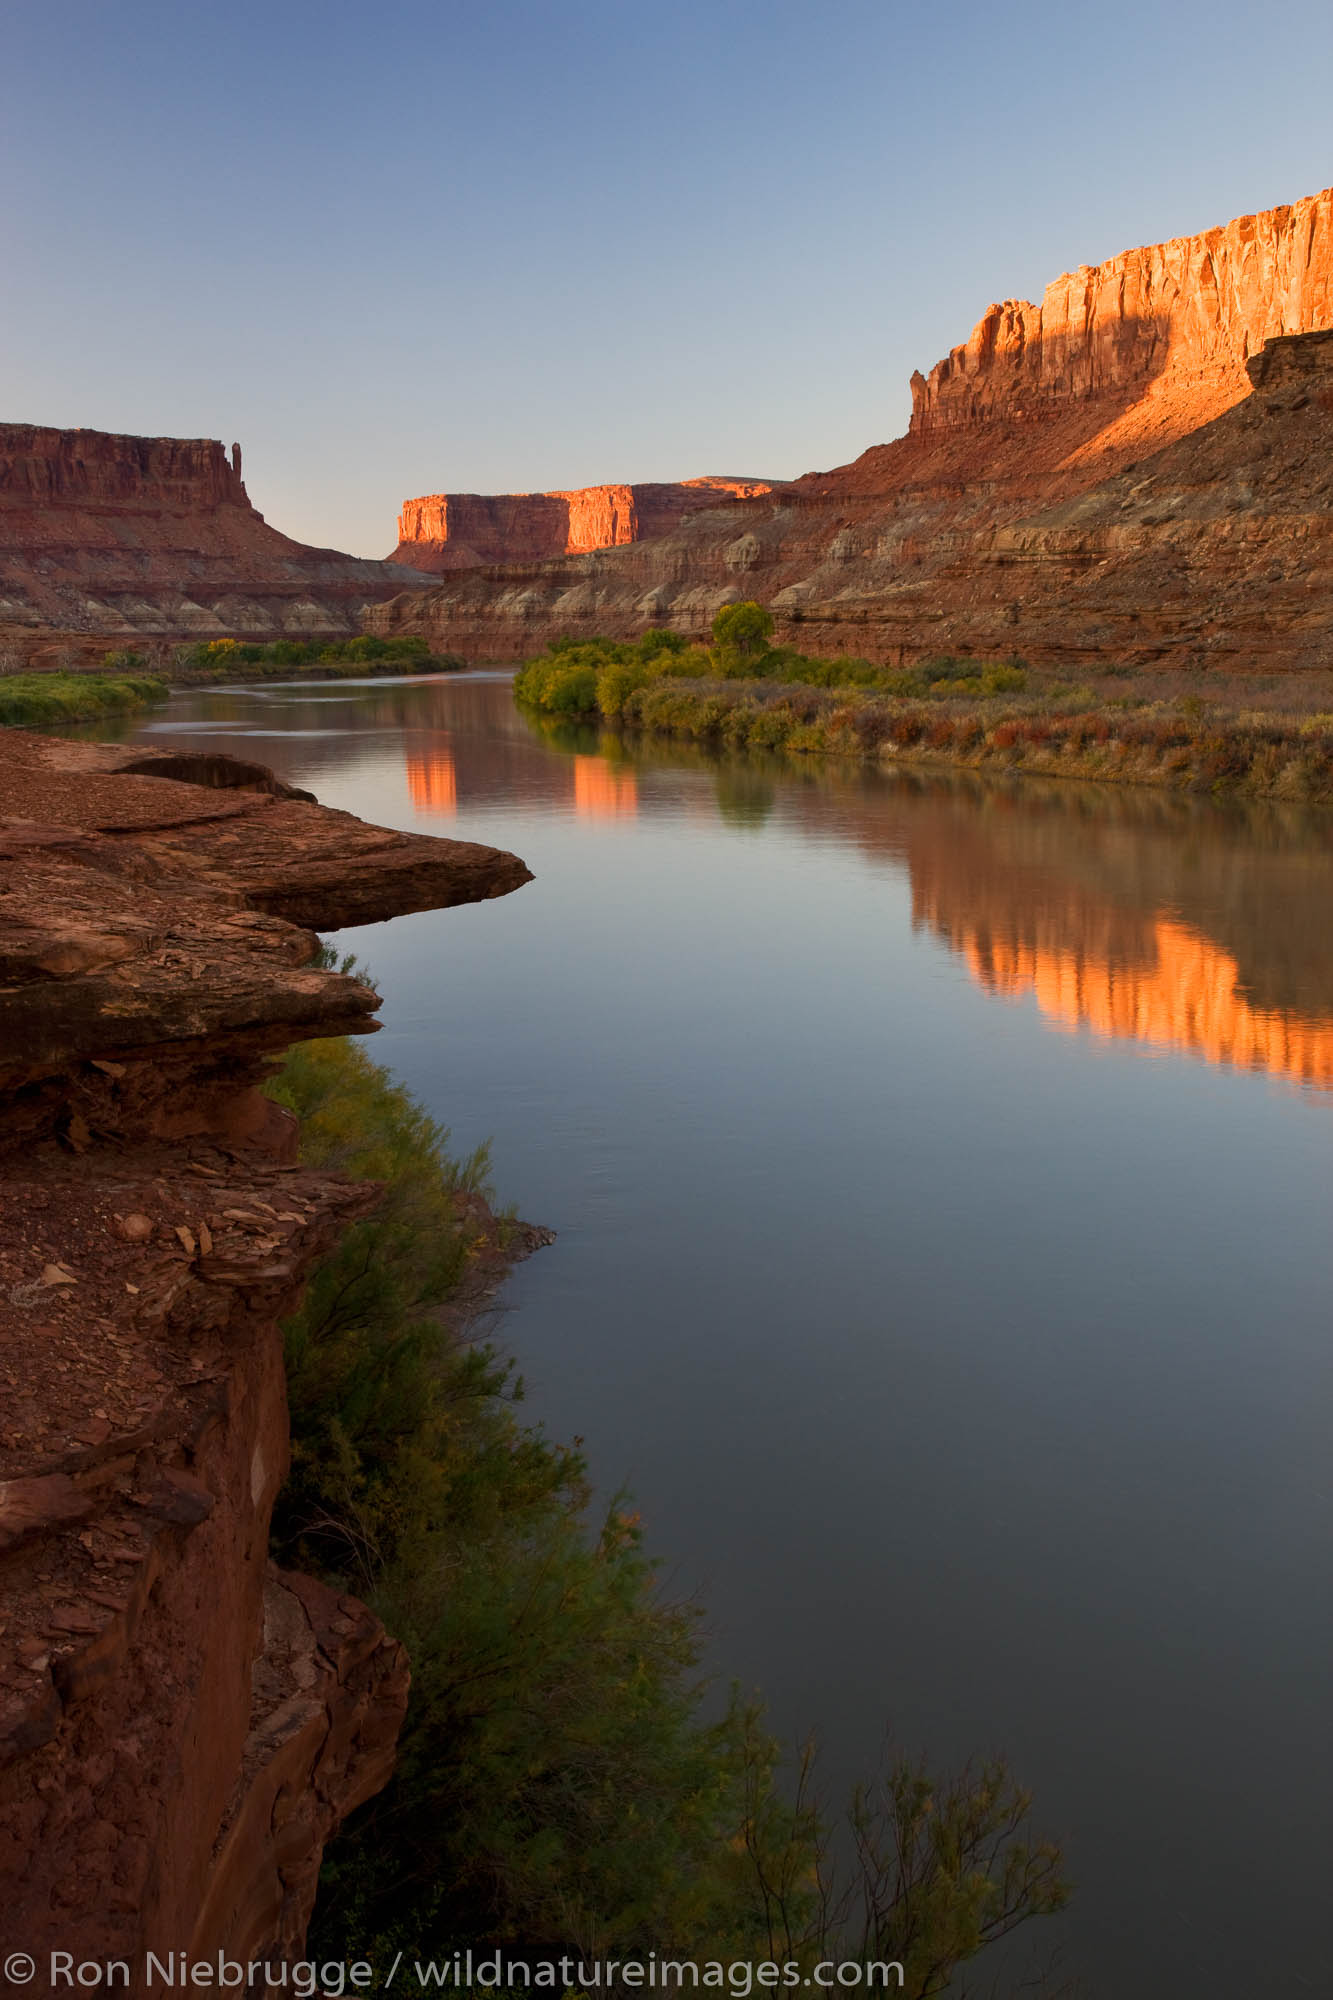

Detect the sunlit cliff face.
xmin=965 ymin=918 xmax=1333 ymax=1090
xmin=406 ymin=746 xmax=457 ymax=816
xmin=572 ymin=755 xmax=638 ymax=819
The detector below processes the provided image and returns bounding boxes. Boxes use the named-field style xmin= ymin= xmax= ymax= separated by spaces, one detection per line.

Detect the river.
xmin=94 ymin=672 xmax=1333 ymax=1998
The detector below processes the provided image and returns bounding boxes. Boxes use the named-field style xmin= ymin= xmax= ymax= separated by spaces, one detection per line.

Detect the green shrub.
xmin=514 ymin=651 xmax=602 ymax=714
xmin=171 ymin=633 xmax=451 ymax=681
xmin=595 ymin=656 xmax=654 ymax=716
xmin=710 ymin=600 xmax=775 ymax=676
xmin=0 ymin=672 xmax=168 ymax=729
xmin=636 ymin=626 xmax=689 ymax=658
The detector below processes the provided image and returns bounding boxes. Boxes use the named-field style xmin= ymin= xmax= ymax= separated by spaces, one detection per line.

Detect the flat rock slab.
xmin=0 ymin=727 xmax=533 ymax=1088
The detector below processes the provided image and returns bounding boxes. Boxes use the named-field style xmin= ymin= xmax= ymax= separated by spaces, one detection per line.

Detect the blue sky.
xmin=4 ymin=0 xmax=1331 ymax=554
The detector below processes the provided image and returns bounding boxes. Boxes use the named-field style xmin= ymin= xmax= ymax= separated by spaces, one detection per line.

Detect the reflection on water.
xmin=105 ymin=675 xmax=1333 ymax=1087
xmin=110 ymin=676 xmax=1333 ymax=1091
xmin=95 ymin=673 xmax=1333 ymax=2000
xmin=406 ymin=743 xmax=457 ymax=816
xmin=572 ymin=753 xmax=639 ymax=819
xmin=967 ymin=918 xmax=1333 ymax=1089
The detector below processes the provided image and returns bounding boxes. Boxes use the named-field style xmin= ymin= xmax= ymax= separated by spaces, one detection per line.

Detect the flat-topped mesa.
xmin=910 ymin=185 xmax=1333 ymax=432
xmin=0 ymin=425 xmax=251 ymax=512
xmin=391 ymin=476 xmax=776 ymax=572
xmin=0 ymin=423 xmax=436 ymax=643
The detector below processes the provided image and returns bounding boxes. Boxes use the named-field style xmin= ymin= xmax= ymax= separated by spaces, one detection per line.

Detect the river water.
xmin=100 ymin=673 xmax=1331 ymax=1997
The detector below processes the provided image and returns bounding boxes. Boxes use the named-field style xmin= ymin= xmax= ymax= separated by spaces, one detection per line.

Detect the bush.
xmin=514 ymin=650 xmax=602 ymax=715
xmin=0 ymin=672 xmax=168 ymax=729
xmin=710 ymin=600 xmax=775 ymax=676
xmin=171 ymin=634 xmax=451 ymax=681
xmin=595 ymin=656 xmax=654 ymax=717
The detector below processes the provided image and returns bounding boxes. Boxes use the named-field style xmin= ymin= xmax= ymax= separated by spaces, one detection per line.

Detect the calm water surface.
xmin=105 ymin=675 xmax=1332 ymax=1997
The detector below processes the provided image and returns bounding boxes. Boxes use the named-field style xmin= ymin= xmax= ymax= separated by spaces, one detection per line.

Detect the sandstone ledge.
xmin=0 ymin=732 xmax=532 ymax=1989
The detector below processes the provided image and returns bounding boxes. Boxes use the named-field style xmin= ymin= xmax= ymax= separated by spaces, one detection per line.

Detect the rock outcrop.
xmin=366 ymin=185 xmax=1333 ymax=673
xmin=0 ymin=424 xmax=436 ymax=647
xmin=390 ymin=476 xmax=777 ymax=571
xmin=0 ymin=729 xmax=532 ymax=1990
xmin=909 ymin=184 xmax=1333 ymax=433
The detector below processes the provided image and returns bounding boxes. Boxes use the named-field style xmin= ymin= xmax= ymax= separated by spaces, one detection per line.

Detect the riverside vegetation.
xmin=106 ymin=634 xmax=468 ymax=683
xmin=267 ymin=1023 xmax=1068 ymax=1996
xmin=0 ymin=671 xmax=168 ymax=728
xmin=513 ymin=607 xmax=1333 ymax=803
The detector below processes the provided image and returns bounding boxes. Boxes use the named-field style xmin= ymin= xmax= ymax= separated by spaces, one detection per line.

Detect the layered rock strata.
xmin=0 ymin=729 xmax=531 ymax=1989
xmin=0 ymin=424 xmax=436 ymax=645
xmin=390 ymin=476 xmax=777 ymax=572
xmin=908 ymin=184 xmax=1333 ymax=433
xmin=367 ymin=186 xmax=1333 ymax=672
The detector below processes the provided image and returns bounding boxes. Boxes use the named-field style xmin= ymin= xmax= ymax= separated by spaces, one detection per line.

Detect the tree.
xmin=710 ymin=600 xmax=774 ymax=676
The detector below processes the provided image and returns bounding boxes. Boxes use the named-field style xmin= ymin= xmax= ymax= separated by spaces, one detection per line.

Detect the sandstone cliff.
xmin=908 ymin=184 xmax=1333 ymax=433
xmin=390 ymin=476 xmax=777 ymax=572
xmin=366 ymin=185 xmax=1333 ymax=672
xmin=0 ymin=424 xmax=436 ymax=646
xmin=0 ymin=730 xmax=531 ymax=1989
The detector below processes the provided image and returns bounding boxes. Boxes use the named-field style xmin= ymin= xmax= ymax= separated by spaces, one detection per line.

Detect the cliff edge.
xmin=390 ymin=476 xmax=778 ymax=572
xmin=0 ymin=730 xmax=531 ymax=1988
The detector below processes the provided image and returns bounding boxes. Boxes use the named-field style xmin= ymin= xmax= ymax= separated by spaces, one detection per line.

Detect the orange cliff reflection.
xmin=573 ymin=755 xmax=638 ymax=819
xmin=406 ymin=745 xmax=457 ymax=816
xmin=965 ymin=917 xmax=1333 ymax=1091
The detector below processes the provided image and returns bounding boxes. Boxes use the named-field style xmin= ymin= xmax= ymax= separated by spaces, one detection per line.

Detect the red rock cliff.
xmin=0 ymin=427 xmax=252 ymax=511
xmin=908 ymin=185 xmax=1333 ymax=431
xmin=0 ymin=423 xmax=436 ymax=646
xmin=0 ymin=733 xmax=532 ymax=1990
xmin=391 ymin=476 xmax=776 ymax=572
xmin=367 ymin=184 xmax=1333 ymax=673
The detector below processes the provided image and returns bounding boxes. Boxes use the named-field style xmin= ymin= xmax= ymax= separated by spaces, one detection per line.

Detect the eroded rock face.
xmin=391 ymin=477 xmax=777 ymax=571
xmin=0 ymin=733 xmax=532 ymax=1991
xmin=909 ymin=185 xmax=1333 ymax=431
xmin=368 ymin=185 xmax=1333 ymax=672
xmin=0 ymin=423 xmax=436 ymax=644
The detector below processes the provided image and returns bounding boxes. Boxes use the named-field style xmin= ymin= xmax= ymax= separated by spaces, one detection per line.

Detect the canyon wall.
xmin=367 ymin=185 xmax=1333 ymax=673
xmin=391 ymin=476 xmax=776 ymax=572
xmin=0 ymin=730 xmax=531 ymax=1990
xmin=0 ymin=424 xmax=436 ymax=647
xmin=909 ymin=184 xmax=1333 ymax=431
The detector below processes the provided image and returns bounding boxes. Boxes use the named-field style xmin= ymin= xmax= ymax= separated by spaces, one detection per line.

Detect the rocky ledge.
xmin=0 ymin=731 xmax=531 ymax=1988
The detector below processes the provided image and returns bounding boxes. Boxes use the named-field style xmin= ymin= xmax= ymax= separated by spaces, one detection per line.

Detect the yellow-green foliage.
xmin=169 ymin=634 xmax=461 ymax=682
xmin=512 ymin=620 xmax=1029 ymax=728
xmin=709 ymin=599 xmax=774 ymax=675
xmin=512 ymin=624 xmax=1333 ymax=800
xmin=0 ymin=672 xmax=167 ymax=729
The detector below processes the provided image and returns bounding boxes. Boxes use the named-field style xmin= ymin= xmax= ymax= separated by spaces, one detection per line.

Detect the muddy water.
xmin=103 ymin=675 xmax=1333 ymax=1997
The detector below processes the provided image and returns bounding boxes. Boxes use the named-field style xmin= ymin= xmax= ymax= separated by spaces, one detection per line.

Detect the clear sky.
xmin=4 ymin=0 xmax=1331 ymax=555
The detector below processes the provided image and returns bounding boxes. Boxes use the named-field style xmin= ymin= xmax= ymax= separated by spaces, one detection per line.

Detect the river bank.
xmin=514 ymin=634 xmax=1333 ymax=803
xmin=0 ymin=632 xmax=465 ymax=684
